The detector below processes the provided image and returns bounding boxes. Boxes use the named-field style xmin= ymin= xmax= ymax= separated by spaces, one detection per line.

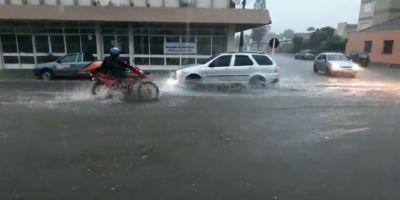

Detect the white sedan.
xmin=173 ymin=52 xmax=280 ymax=89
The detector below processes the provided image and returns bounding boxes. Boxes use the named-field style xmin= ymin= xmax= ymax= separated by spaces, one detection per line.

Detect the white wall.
xmin=132 ymin=0 xmax=146 ymax=7
xmin=60 ymin=0 xmax=75 ymax=5
xmin=165 ymin=0 xmax=179 ymax=8
xmin=149 ymin=0 xmax=162 ymax=7
xmin=78 ymin=0 xmax=93 ymax=5
xmin=44 ymin=0 xmax=57 ymax=5
xmin=197 ymin=0 xmax=211 ymax=8
xmin=10 ymin=0 xmax=23 ymax=4
xmin=213 ymin=0 xmax=229 ymax=8
xmin=27 ymin=0 xmax=41 ymax=5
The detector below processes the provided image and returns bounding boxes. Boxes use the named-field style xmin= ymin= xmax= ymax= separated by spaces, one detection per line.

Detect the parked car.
xmin=173 ymin=52 xmax=279 ymax=89
xmin=34 ymin=53 xmax=95 ymax=80
xmin=313 ymin=52 xmax=360 ymax=77
xmin=295 ymin=50 xmax=316 ymax=60
xmin=347 ymin=52 xmax=370 ymax=67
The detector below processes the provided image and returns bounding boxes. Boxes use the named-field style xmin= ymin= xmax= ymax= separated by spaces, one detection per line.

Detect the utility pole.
xmin=238 ymin=0 xmax=246 ymax=52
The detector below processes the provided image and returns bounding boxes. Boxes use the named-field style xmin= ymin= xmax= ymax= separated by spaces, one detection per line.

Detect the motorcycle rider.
xmin=97 ymin=47 xmax=133 ymax=79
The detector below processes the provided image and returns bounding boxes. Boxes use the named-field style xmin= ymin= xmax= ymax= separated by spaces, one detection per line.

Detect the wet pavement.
xmin=1 ymin=54 xmax=400 ymax=200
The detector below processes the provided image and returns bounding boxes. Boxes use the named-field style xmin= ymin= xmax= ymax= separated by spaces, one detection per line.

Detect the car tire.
xmin=313 ymin=65 xmax=318 ymax=73
xmin=40 ymin=69 xmax=54 ymax=80
xmin=185 ymin=75 xmax=202 ymax=89
xmin=249 ymin=76 xmax=266 ymax=89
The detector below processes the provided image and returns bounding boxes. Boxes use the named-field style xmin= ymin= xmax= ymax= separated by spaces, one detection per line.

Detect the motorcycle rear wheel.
xmin=137 ymin=82 xmax=159 ymax=101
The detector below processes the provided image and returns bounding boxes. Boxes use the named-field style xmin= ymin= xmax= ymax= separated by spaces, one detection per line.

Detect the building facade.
xmin=336 ymin=22 xmax=357 ymax=38
xmin=0 ymin=0 xmax=271 ymax=69
xmin=358 ymin=0 xmax=400 ymax=31
xmin=347 ymin=17 xmax=400 ymax=65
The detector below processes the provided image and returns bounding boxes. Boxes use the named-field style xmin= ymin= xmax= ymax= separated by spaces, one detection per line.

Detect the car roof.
xmin=220 ymin=52 xmax=270 ymax=56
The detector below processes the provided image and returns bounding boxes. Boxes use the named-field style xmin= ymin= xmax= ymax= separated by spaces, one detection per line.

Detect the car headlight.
xmin=331 ymin=64 xmax=341 ymax=71
xmin=353 ymin=64 xmax=362 ymax=71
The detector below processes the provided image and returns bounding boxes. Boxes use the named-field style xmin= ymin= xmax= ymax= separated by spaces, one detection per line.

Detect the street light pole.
xmin=238 ymin=0 xmax=246 ymax=52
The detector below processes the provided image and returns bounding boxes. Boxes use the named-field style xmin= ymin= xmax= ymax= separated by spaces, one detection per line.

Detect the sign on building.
xmin=164 ymin=43 xmax=197 ymax=55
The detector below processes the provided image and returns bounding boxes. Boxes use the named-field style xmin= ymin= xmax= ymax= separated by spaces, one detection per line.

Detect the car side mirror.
xmin=209 ymin=62 xmax=215 ymax=68
xmin=56 ymin=59 xmax=61 ymax=64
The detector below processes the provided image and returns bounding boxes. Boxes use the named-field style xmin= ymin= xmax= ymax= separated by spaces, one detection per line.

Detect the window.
xmin=19 ymin=56 xmax=35 ymax=64
xmin=134 ymin=36 xmax=149 ymax=54
xmin=81 ymin=35 xmax=97 ymax=54
xmin=1 ymin=34 xmax=17 ymax=53
xmin=182 ymin=58 xmax=196 ymax=65
xmin=317 ymin=54 xmax=326 ymax=60
xmin=150 ymin=36 xmax=164 ymax=55
xmin=150 ymin=58 xmax=165 ymax=65
xmin=383 ymin=40 xmax=394 ymax=54
xmin=103 ymin=36 xmax=116 ymax=54
xmin=59 ymin=54 xmax=78 ymax=63
xmin=17 ymin=35 xmax=33 ymax=53
xmin=83 ymin=53 xmax=95 ymax=62
xmin=166 ymin=58 xmax=180 ymax=65
xmin=135 ymin=57 xmax=149 ymax=65
xmin=234 ymin=55 xmax=253 ymax=66
xmin=212 ymin=37 xmax=227 ymax=55
xmin=197 ymin=37 xmax=211 ymax=55
xmin=252 ymin=55 xmax=273 ymax=65
xmin=364 ymin=41 xmax=372 ymax=53
xmin=210 ymin=55 xmax=231 ymax=67
xmin=66 ymin=35 xmax=81 ymax=53
xmin=179 ymin=0 xmax=195 ymax=7
xmin=35 ymin=35 xmax=50 ymax=53
xmin=3 ymin=56 xmax=19 ymax=64
xmin=117 ymin=36 xmax=129 ymax=54
xmin=50 ymin=35 xmax=65 ymax=53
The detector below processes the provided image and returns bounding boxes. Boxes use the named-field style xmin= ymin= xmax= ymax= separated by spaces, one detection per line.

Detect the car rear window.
xmin=234 ymin=55 xmax=253 ymax=66
xmin=252 ymin=55 xmax=273 ymax=65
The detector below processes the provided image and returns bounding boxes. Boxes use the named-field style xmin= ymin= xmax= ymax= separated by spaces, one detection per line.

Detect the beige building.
xmin=358 ymin=0 xmax=400 ymax=31
xmin=0 ymin=0 xmax=271 ymax=69
xmin=336 ymin=22 xmax=357 ymax=38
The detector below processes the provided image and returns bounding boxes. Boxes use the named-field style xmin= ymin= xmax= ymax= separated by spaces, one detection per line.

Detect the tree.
xmin=251 ymin=26 xmax=268 ymax=50
xmin=281 ymin=29 xmax=295 ymax=39
xmin=307 ymin=27 xmax=336 ymax=52
xmin=320 ymin=35 xmax=347 ymax=52
xmin=307 ymin=27 xmax=316 ymax=32
xmin=292 ymin=36 xmax=304 ymax=52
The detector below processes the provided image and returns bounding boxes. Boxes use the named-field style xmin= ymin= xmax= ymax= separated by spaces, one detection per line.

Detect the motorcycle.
xmin=83 ymin=61 xmax=159 ymax=101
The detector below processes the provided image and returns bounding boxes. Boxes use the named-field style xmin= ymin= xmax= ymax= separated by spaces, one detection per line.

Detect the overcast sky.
xmin=264 ymin=0 xmax=361 ymax=33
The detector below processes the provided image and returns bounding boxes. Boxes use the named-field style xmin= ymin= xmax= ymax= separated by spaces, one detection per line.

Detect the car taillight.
xmin=275 ymin=65 xmax=280 ymax=73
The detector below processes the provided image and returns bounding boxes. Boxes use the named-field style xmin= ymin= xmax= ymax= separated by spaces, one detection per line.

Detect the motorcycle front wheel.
xmin=91 ymin=82 xmax=102 ymax=95
xmin=137 ymin=82 xmax=159 ymax=101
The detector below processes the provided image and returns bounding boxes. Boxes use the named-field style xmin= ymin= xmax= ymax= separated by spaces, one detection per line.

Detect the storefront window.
xmin=81 ymin=35 xmax=97 ymax=54
xmin=134 ymin=35 xmax=149 ymax=55
xmin=197 ymin=37 xmax=211 ymax=55
xmin=181 ymin=58 xmax=196 ymax=65
xmin=150 ymin=36 xmax=164 ymax=55
xmin=166 ymin=58 xmax=180 ymax=65
xmin=17 ymin=35 xmax=33 ymax=53
xmin=3 ymin=56 xmax=19 ymax=64
xmin=1 ymin=34 xmax=17 ymax=53
xmin=50 ymin=35 xmax=65 ymax=53
xmin=117 ymin=36 xmax=129 ymax=54
xmin=135 ymin=57 xmax=150 ymax=65
xmin=35 ymin=35 xmax=50 ymax=53
xmin=20 ymin=56 xmax=35 ymax=64
xmin=212 ymin=37 xmax=227 ymax=55
xmin=166 ymin=37 xmax=180 ymax=43
xmin=66 ymin=35 xmax=81 ymax=53
xmin=150 ymin=58 xmax=165 ymax=65
xmin=103 ymin=36 xmax=116 ymax=54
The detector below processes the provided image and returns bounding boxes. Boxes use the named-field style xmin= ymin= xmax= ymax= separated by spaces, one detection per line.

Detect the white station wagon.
xmin=173 ymin=52 xmax=280 ymax=89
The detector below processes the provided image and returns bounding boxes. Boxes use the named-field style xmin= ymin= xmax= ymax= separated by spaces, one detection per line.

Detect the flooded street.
xmin=1 ymin=54 xmax=400 ymax=200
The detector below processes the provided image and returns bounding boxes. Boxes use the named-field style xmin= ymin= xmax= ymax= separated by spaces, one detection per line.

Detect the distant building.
xmin=358 ymin=0 xmax=400 ymax=31
xmin=0 ymin=0 xmax=271 ymax=70
xmin=336 ymin=22 xmax=357 ymax=38
xmin=347 ymin=17 xmax=400 ymax=65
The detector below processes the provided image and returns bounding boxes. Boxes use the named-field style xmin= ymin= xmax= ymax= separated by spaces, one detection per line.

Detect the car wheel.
xmin=185 ymin=75 xmax=202 ymax=89
xmin=40 ymin=69 xmax=54 ymax=80
xmin=249 ymin=76 xmax=266 ymax=89
xmin=313 ymin=65 xmax=318 ymax=73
